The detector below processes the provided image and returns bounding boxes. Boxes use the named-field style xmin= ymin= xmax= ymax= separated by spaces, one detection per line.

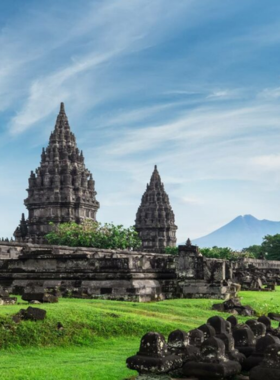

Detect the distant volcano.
xmin=192 ymin=215 xmax=280 ymax=250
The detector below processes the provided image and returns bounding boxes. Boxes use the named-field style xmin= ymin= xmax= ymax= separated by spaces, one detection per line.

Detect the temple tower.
xmin=14 ymin=103 xmax=100 ymax=242
xmin=135 ymin=165 xmax=177 ymax=252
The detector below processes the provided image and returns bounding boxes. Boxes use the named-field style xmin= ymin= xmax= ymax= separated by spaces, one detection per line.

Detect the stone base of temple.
xmin=176 ymin=280 xmax=232 ymax=299
xmin=0 ymin=241 xmax=237 ymax=302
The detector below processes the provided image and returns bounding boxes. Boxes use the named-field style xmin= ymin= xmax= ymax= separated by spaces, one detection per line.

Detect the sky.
xmin=1 ymin=1 xmax=280 ymax=243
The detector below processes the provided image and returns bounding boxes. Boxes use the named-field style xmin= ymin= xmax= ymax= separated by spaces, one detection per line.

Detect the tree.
xmin=200 ymin=246 xmax=234 ymax=260
xmin=242 ymin=245 xmax=262 ymax=259
xmin=45 ymin=220 xmax=141 ymax=250
xmin=261 ymin=234 xmax=280 ymax=261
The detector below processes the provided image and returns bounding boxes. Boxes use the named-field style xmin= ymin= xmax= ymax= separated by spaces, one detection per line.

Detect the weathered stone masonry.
xmin=14 ymin=103 xmax=99 ymax=243
xmin=0 ymin=240 xmax=236 ymax=301
xmin=135 ymin=165 xmax=177 ymax=252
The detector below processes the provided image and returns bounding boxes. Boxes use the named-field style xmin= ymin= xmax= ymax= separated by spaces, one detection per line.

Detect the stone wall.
xmin=0 ymin=241 xmax=236 ymax=302
xmin=232 ymin=258 xmax=280 ymax=289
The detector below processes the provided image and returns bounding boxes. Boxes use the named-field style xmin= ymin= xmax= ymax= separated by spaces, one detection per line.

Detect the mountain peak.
xmin=193 ymin=215 xmax=280 ymax=250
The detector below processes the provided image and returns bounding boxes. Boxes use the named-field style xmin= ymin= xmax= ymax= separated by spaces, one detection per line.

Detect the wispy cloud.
xmin=2 ymin=0 xmax=280 ymax=242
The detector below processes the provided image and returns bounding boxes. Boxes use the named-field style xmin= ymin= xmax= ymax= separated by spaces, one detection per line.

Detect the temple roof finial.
xmin=186 ymin=238 xmax=192 ymax=246
xmin=60 ymin=102 xmax=65 ymax=114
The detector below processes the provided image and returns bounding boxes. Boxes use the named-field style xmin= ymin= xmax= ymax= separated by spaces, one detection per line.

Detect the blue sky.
xmin=1 ymin=0 xmax=280 ymax=242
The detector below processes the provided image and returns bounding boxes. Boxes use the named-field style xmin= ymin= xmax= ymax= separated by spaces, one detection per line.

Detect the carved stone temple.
xmin=135 ymin=165 xmax=177 ymax=252
xmin=14 ymin=103 xmax=100 ymax=243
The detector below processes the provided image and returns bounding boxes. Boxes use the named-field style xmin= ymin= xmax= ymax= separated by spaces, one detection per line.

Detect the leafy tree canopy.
xmin=243 ymin=234 xmax=280 ymax=260
xmin=46 ymin=221 xmax=141 ymax=250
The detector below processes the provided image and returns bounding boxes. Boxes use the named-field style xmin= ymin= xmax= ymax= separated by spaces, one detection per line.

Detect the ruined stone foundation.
xmin=0 ymin=240 xmax=236 ymax=302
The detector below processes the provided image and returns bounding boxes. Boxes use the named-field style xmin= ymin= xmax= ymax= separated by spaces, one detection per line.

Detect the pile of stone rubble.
xmin=0 ymin=289 xmax=17 ymax=305
xmin=12 ymin=306 xmax=47 ymax=323
xmin=212 ymin=298 xmax=256 ymax=316
xmin=126 ymin=314 xmax=280 ymax=379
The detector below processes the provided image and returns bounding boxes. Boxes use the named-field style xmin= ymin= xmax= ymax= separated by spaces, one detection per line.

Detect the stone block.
xmin=233 ymin=326 xmax=256 ymax=357
xmin=126 ymin=332 xmax=182 ymax=374
xmin=243 ymin=335 xmax=280 ymax=371
xmin=245 ymin=320 xmax=266 ymax=339
xmin=250 ymin=344 xmax=280 ymax=380
xmin=22 ymin=293 xmax=58 ymax=303
xmin=183 ymin=337 xmax=241 ymax=379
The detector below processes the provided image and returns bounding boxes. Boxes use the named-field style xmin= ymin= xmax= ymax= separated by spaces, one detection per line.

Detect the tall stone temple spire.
xmin=135 ymin=165 xmax=177 ymax=252
xmin=14 ymin=103 xmax=100 ymax=243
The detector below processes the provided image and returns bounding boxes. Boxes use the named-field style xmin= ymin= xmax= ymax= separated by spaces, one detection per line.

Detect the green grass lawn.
xmin=0 ymin=290 xmax=279 ymax=380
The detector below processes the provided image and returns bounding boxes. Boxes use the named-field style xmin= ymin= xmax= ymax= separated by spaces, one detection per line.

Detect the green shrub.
xmin=46 ymin=220 xmax=141 ymax=250
xmin=164 ymin=246 xmax=178 ymax=255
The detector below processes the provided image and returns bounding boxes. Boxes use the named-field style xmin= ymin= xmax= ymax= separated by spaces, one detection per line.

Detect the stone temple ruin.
xmin=14 ymin=103 xmax=99 ymax=243
xmin=1 ymin=102 xmax=280 ymax=302
xmin=135 ymin=165 xmax=177 ymax=252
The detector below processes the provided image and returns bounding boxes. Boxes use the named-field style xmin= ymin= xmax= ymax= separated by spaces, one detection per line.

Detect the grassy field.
xmin=0 ymin=290 xmax=279 ymax=380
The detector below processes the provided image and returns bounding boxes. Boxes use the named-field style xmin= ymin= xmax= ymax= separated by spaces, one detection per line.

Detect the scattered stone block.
xmin=245 ymin=320 xmax=266 ymax=339
xmin=22 ymin=292 xmax=58 ymax=303
xmin=211 ymin=299 xmax=255 ymax=316
xmin=257 ymin=315 xmax=279 ymax=336
xmin=212 ymin=303 xmax=225 ymax=312
xmin=183 ymin=337 xmax=241 ymax=379
xmin=57 ymin=322 xmax=64 ymax=330
xmin=126 ymin=332 xmax=182 ymax=375
xmin=168 ymin=329 xmax=189 ymax=353
xmin=250 ymin=344 xmax=280 ymax=380
xmin=0 ymin=297 xmax=17 ymax=305
xmin=257 ymin=315 xmax=271 ymax=330
xmin=198 ymin=324 xmax=216 ymax=340
xmin=243 ymin=335 xmax=280 ymax=371
xmin=268 ymin=312 xmax=280 ymax=322
xmin=207 ymin=316 xmax=245 ymax=364
xmin=233 ymin=326 xmax=256 ymax=357
xmin=227 ymin=315 xmax=238 ymax=329
xmin=167 ymin=329 xmax=200 ymax=377
xmin=12 ymin=307 xmax=46 ymax=322
xmin=188 ymin=329 xmax=204 ymax=348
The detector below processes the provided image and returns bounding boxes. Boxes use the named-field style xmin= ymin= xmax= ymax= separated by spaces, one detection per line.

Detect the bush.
xmin=46 ymin=220 xmax=141 ymax=250
xmin=199 ymin=246 xmax=234 ymax=260
xmin=164 ymin=246 xmax=178 ymax=255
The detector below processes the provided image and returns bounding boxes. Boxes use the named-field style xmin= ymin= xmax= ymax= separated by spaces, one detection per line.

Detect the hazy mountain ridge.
xmin=192 ymin=215 xmax=280 ymax=250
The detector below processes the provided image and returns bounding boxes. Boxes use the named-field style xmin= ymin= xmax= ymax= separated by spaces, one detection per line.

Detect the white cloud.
xmin=250 ymin=155 xmax=280 ymax=171
xmin=181 ymin=196 xmax=204 ymax=205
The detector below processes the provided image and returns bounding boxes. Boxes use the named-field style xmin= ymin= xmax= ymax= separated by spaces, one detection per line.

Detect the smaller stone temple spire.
xmin=13 ymin=214 xmax=28 ymax=242
xmin=135 ymin=165 xmax=177 ymax=252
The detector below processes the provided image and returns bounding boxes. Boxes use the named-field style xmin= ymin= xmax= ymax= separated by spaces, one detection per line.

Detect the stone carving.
xmin=243 ymin=335 xmax=280 ymax=371
xmin=127 ymin=311 xmax=280 ymax=379
xmin=167 ymin=329 xmax=199 ymax=376
xmin=250 ymin=344 xmax=280 ymax=380
xmin=188 ymin=329 xmax=204 ymax=348
xmin=135 ymin=165 xmax=177 ymax=252
xmin=245 ymin=319 xmax=266 ymax=339
xmin=126 ymin=332 xmax=182 ymax=376
xmin=183 ymin=337 xmax=242 ymax=379
xmin=14 ymin=103 xmax=99 ymax=243
xmin=198 ymin=323 xmax=216 ymax=340
xmin=207 ymin=316 xmax=245 ymax=364
xmin=232 ymin=325 xmax=256 ymax=357
xmin=227 ymin=315 xmax=238 ymax=329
